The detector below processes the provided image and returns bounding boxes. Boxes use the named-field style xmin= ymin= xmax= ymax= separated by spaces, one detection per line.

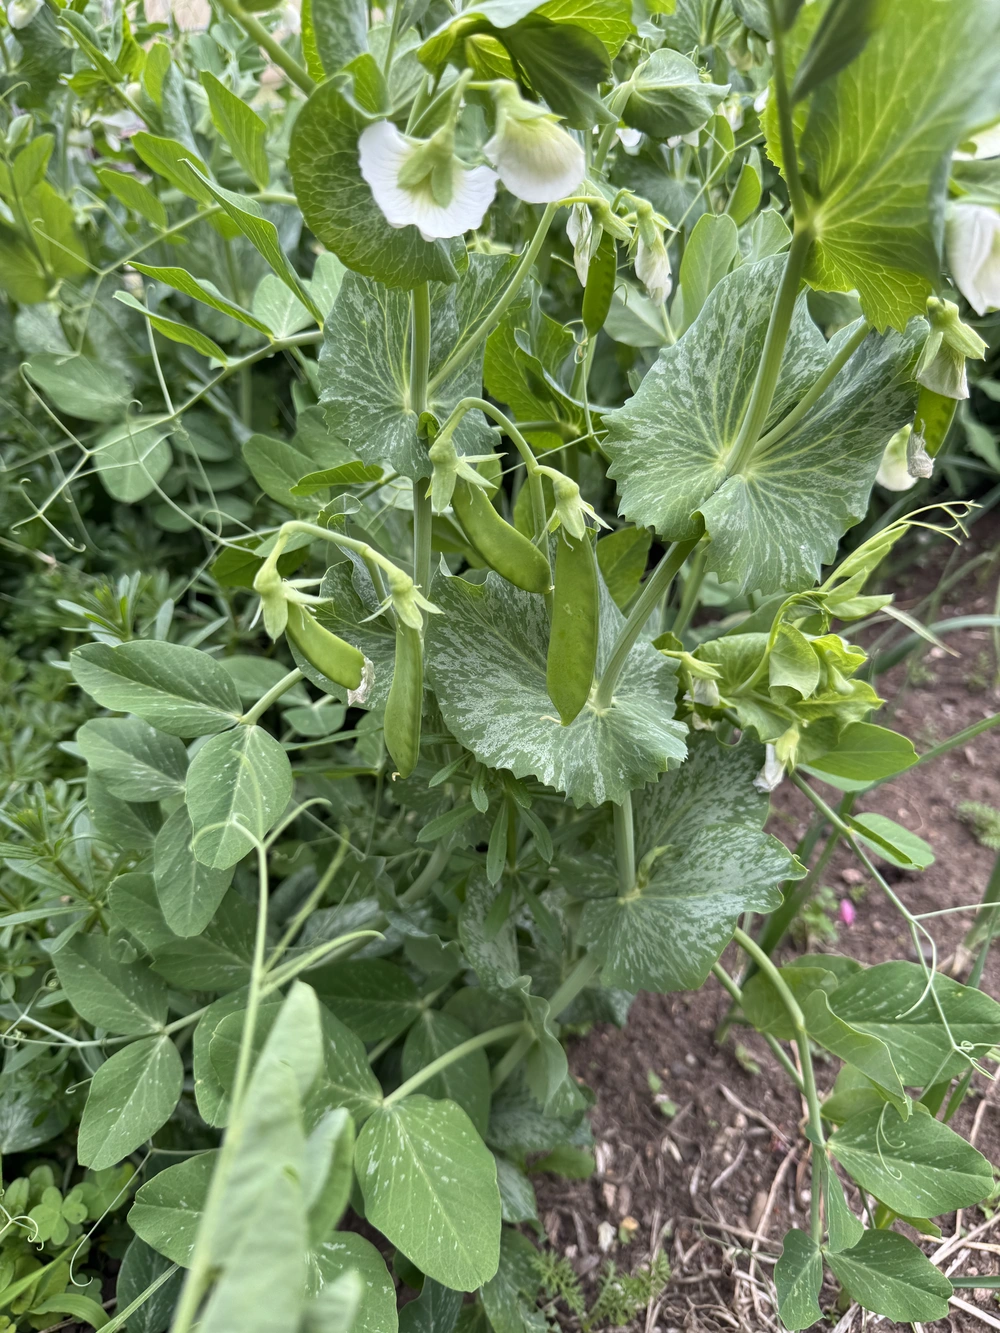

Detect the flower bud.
xmin=7 ymin=0 xmax=42 ymax=28
xmin=566 ymin=204 xmax=598 ymax=286
xmin=484 ymin=83 xmax=584 ymax=205
xmin=753 ymin=744 xmax=785 ymax=793
xmin=914 ymin=297 xmax=987 ymax=399
xmin=875 ymin=425 xmax=918 ymax=492
xmin=633 ymin=204 xmax=672 ymax=304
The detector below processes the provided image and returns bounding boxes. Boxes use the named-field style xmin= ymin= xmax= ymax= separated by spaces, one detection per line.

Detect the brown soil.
xmin=535 ymin=517 xmax=1000 ymax=1333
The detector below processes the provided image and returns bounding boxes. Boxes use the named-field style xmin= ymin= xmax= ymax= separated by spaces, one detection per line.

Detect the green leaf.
xmin=77 ymin=1036 xmax=183 ymax=1169
xmin=289 ymin=80 xmax=461 ymax=290
xmin=307 ymin=0 xmax=368 ymax=74
xmin=577 ymin=735 xmax=797 ymax=990
xmin=773 ymin=1228 xmax=822 ymax=1331
xmin=799 ymin=989 xmax=907 ymax=1115
xmin=304 ymin=1107 xmax=355 ymax=1244
xmin=53 ymin=933 xmax=168 ymax=1035
xmin=605 ymin=260 xmax=922 ymax=594
xmin=798 ymin=0 xmax=1000 ymax=330
xmin=307 ymin=1234 xmax=398 ymax=1333
xmin=130 ymin=263 xmax=271 ymax=334
xmin=76 ymin=717 xmax=187 ymax=801
xmin=201 ymin=71 xmax=269 ymax=189
xmin=318 ymin=256 xmax=513 ymax=480
xmin=801 ymin=721 xmax=918 ymax=790
xmin=830 ymin=1105 xmax=994 ymax=1217
xmin=87 ymin=773 xmax=162 ymax=849
xmin=849 ymin=813 xmax=934 ymax=869
xmin=252 ymin=274 xmax=312 ymax=338
xmin=623 ymin=48 xmax=729 ymax=137
xmin=402 ymin=1011 xmax=491 ymax=1134
xmin=769 ymin=623 xmax=821 ymax=697
xmin=426 ymin=571 xmax=686 ymax=808
xmin=595 ymin=527 xmax=653 ymax=610
xmin=116 ymin=1239 xmax=184 ymax=1333
xmin=311 ymin=958 xmax=421 ymax=1042
xmin=131 ymin=132 xmax=216 ymax=205
xmin=151 ymin=892 xmax=256 ymax=991
xmin=185 ymin=724 xmax=293 ymax=868
xmin=92 ymin=415 xmax=174 ymax=504
xmin=676 ymin=212 xmax=739 ymax=332
xmin=398 ymin=1278 xmax=462 ymax=1333
xmin=109 ymin=872 xmax=179 ymax=955
xmin=97 ymin=167 xmax=167 ymax=228
xmin=31 ymin=1294 xmax=110 ymax=1329
xmin=825 ymin=1229 xmax=952 ymax=1323
xmin=420 ymin=0 xmax=632 ymax=69
xmin=308 ymin=1005 xmax=385 ymax=1127
xmin=113 ymin=292 xmax=229 ymax=362
xmin=355 ymin=1095 xmax=501 ymax=1291
xmin=71 ymin=641 xmax=242 ymax=738
xmin=789 ymin=0 xmax=877 ymax=102
xmin=23 ymin=352 xmax=130 ymax=423
xmin=829 ymin=961 xmax=1000 ymax=1084
xmin=153 ymin=805 xmax=235 ymax=937
xmin=819 ymin=1154 xmax=864 ymax=1253
xmin=129 ymin=1152 xmax=217 ymax=1265
xmin=185 ymin=167 xmax=324 ymax=325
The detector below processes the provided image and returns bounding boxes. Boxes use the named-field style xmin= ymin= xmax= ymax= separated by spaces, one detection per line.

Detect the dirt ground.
xmin=534 ymin=516 xmax=1000 ymax=1333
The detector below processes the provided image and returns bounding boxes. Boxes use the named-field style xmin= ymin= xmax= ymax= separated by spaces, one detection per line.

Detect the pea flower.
xmin=875 ymin=424 xmax=918 ymax=491
xmin=945 ymin=202 xmax=1000 ymax=315
xmin=566 ymin=204 xmax=598 ymax=285
xmin=7 ymin=0 xmax=41 ymax=26
xmin=753 ymin=744 xmax=785 ymax=793
xmin=359 ymin=120 xmax=497 ymax=242
xmin=484 ymin=83 xmax=584 ymax=205
xmin=914 ymin=297 xmax=987 ymax=399
xmin=633 ymin=204 xmax=673 ymax=305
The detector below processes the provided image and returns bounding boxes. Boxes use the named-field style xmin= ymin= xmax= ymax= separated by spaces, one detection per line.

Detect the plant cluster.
xmin=2 ymin=0 xmax=1000 ymax=1330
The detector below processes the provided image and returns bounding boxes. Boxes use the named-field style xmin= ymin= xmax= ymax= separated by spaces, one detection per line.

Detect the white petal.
xmin=616 ymin=126 xmax=642 ymax=149
xmin=753 ymin=745 xmax=785 ymax=793
xmin=407 ymin=166 xmax=498 ymax=241
xmin=484 ymin=121 xmax=584 ymax=205
xmin=635 ymin=236 xmax=672 ymax=305
xmin=876 ymin=426 xmax=918 ymax=491
xmin=947 ymin=203 xmax=1000 ymax=315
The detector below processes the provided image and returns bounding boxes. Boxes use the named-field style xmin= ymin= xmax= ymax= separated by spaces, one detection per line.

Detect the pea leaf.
xmin=77 ymin=1036 xmax=183 ymax=1169
xmin=307 ymin=1235 xmax=398 ymax=1333
xmin=23 ymin=352 xmax=130 ymax=422
xmin=801 ymin=721 xmax=918 ymax=790
xmin=398 ymin=1277 xmax=462 ymax=1333
xmin=604 ymin=258 xmax=922 ymax=594
xmin=87 ymin=774 xmax=162 ymax=850
xmin=151 ymin=892 xmax=256 ymax=991
xmin=305 ymin=0 xmax=368 ymax=74
xmin=71 ymin=641 xmax=242 ymax=738
xmin=92 ymin=415 xmax=174 ymax=503
xmin=829 ymin=961 xmax=1000 ymax=1084
xmin=623 ymin=48 xmax=729 ymax=137
xmin=311 ymin=958 xmax=422 ymax=1042
xmin=829 ymin=1105 xmax=994 ymax=1217
xmin=130 ymin=263 xmax=271 ymax=334
xmin=109 ymin=872 xmax=179 ymax=955
xmin=200 ymin=72 xmax=269 ymax=190
xmin=153 ymin=805 xmax=235 ymax=937
xmin=402 ymin=1011 xmax=491 ymax=1134
xmin=53 ymin=933 xmax=168 ymax=1035
xmin=116 ymin=1240 xmax=184 ymax=1333
xmin=317 ymin=256 xmax=513 ymax=480
xmin=98 ymin=168 xmax=167 ymax=228
xmin=676 ymin=212 xmax=739 ymax=332
xmin=849 ymin=812 xmax=934 ymax=869
xmin=129 ymin=1152 xmax=217 ymax=1265
xmin=113 ymin=292 xmax=228 ymax=362
xmin=825 ymin=1230 xmax=952 ymax=1323
xmin=595 ymin=527 xmax=652 ymax=610
xmin=185 ymin=724 xmax=293 ymax=869
xmin=773 ymin=1229 xmax=823 ymax=1332
xmin=289 ymin=80 xmax=462 ymax=290
xmin=427 ymin=571 xmax=686 ymax=808
xmin=355 ymin=1095 xmax=501 ymax=1291
xmin=76 ymin=717 xmax=187 ymax=802
xmin=798 ymin=0 xmax=1000 ymax=330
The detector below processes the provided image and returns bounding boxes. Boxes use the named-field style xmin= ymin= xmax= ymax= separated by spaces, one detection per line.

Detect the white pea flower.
xmin=616 ymin=126 xmax=642 ymax=152
xmin=633 ymin=207 xmax=673 ymax=305
xmin=753 ymin=744 xmax=785 ymax=793
xmin=359 ymin=120 xmax=497 ymax=242
xmin=7 ymin=0 xmax=41 ymax=27
xmin=954 ymin=118 xmax=1000 ymax=160
xmin=566 ymin=203 xmax=597 ymax=286
xmin=945 ymin=202 xmax=1000 ymax=315
xmin=666 ymin=130 xmax=701 ymax=149
xmin=876 ymin=425 xmax=918 ymax=491
xmin=484 ymin=83 xmax=584 ymax=205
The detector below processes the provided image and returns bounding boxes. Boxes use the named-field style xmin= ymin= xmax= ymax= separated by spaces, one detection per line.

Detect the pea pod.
xmin=451 ymin=477 xmax=551 ymax=594
xmin=914 ymin=385 xmax=958 ymax=457
xmin=384 ymin=621 xmax=422 ymax=778
xmin=285 ymin=601 xmax=365 ymax=692
xmin=582 ymin=231 xmax=616 ymax=337
xmin=546 ymin=531 xmax=599 ymax=725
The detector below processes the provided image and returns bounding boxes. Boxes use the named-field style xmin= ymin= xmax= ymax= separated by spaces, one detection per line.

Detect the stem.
xmin=240 ymin=668 xmax=303 ymax=726
xmin=766 ymin=0 xmax=809 ymax=223
xmin=915 ymin=709 xmax=1000 ymax=769
xmin=429 ymin=203 xmax=558 ymax=393
xmin=214 ymin=0 xmax=316 ymax=94
xmin=725 ymin=224 xmax=813 ymax=478
xmin=594 ymin=537 xmax=700 ymax=709
xmin=614 ymin=792 xmax=635 ymax=894
xmin=712 ymin=964 xmax=804 ymax=1092
xmin=671 ymin=540 xmax=708 ymax=637
xmin=733 ymin=926 xmax=825 ymax=1241
xmin=964 ymin=846 xmax=1000 ymax=968
xmin=410 ymin=284 xmax=434 ymax=600
xmin=490 ymin=953 xmax=602 ymax=1090
xmin=384 ymin=1021 xmax=526 ymax=1106
xmin=753 ymin=321 xmax=871 ymax=456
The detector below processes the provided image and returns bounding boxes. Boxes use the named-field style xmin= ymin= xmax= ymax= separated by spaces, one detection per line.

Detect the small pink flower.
xmin=839 ymin=899 xmax=856 ymax=927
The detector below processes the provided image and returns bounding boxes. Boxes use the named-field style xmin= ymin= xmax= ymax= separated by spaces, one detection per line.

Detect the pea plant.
xmin=4 ymin=0 xmax=1000 ymax=1328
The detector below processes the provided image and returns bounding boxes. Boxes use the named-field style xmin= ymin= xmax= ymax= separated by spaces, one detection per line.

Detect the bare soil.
xmin=535 ymin=518 xmax=1000 ymax=1333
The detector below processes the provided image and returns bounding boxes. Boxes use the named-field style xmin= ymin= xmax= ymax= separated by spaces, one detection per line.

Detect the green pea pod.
xmin=914 ymin=385 xmax=957 ymax=457
xmin=451 ymin=478 xmax=551 ymax=594
xmin=384 ymin=621 xmax=422 ymax=779
xmin=546 ymin=531 xmax=599 ymax=725
xmin=582 ymin=231 xmax=616 ymax=338
xmin=285 ymin=601 xmax=365 ymax=692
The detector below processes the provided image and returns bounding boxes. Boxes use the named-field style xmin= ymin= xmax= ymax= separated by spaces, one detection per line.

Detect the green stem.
xmin=964 ymin=845 xmax=1000 ymax=970
xmin=240 ymin=668 xmax=303 ymax=726
xmin=384 ymin=1021 xmax=526 ymax=1106
xmin=725 ymin=225 xmax=813 ymax=478
xmin=410 ymin=284 xmax=434 ymax=600
xmin=753 ymin=321 xmax=871 ymax=456
xmin=264 ymin=929 xmax=380 ymax=992
xmin=766 ymin=0 xmax=809 ymax=223
xmin=490 ymin=953 xmax=601 ymax=1090
xmin=614 ymin=791 xmax=635 ymax=894
xmin=671 ymin=540 xmax=708 ymax=637
xmin=214 ymin=0 xmax=316 ymax=94
xmin=594 ymin=537 xmax=700 ymax=709
xmin=429 ymin=203 xmax=559 ymax=393
xmin=733 ymin=927 xmax=824 ymax=1242
xmin=914 ymin=709 xmax=1000 ymax=769
xmin=712 ymin=964 xmax=804 ymax=1092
